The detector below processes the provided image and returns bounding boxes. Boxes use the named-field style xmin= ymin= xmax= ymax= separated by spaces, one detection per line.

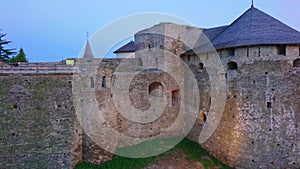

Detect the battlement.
xmin=0 ymin=61 xmax=75 ymax=74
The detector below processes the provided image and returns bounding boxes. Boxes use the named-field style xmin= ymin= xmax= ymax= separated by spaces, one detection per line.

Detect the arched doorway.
xmin=149 ymin=82 xmax=163 ymax=97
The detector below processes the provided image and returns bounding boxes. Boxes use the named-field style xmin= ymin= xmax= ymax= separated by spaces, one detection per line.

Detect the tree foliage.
xmin=0 ymin=31 xmax=15 ymax=62
xmin=10 ymin=48 xmax=28 ymax=63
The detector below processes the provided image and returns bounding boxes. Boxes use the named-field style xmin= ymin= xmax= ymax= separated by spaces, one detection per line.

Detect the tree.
xmin=0 ymin=30 xmax=15 ymax=62
xmin=10 ymin=48 xmax=28 ymax=63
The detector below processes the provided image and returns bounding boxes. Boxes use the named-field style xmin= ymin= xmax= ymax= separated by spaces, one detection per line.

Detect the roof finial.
xmin=86 ymin=31 xmax=89 ymax=40
xmin=251 ymin=0 xmax=254 ymax=8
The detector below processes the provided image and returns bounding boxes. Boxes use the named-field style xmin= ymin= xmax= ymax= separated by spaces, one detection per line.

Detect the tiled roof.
xmin=203 ymin=25 xmax=229 ymax=42
xmin=184 ymin=7 xmax=300 ymax=55
xmin=212 ymin=7 xmax=300 ymax=49
xmin=113 ymin=41 xmax=135 ymax=53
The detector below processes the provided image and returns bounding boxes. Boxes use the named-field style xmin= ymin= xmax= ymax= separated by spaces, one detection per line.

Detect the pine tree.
xmin=11 ymin=48 xmax=28 ymax=63
xmin=0 ymin=31 xmax=15 ymax=62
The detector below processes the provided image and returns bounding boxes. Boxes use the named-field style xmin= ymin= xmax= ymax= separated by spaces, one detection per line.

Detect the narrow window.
xmin=267 ymin=102 xmax=272 ymax=109
xmin=187 ymin=55 xmax=191 ymax=61
xmin=247 ymin=48 xmax=249 ymax=57
xmin=111 ymin=74 xmax=115 ymax=87
xmin=227 ymin=48 xmax=235 ymax=56
xmin=199 ymin=112 xmax=207 ymax=124
xmin=293 ymin=59 xmax=300 ymax=67
xmin=258 ymin=46 xmax=261 ymax=57
xmin=172 ymin=90 xmax=180 ymax=107
xmin=102 ymin=76 xmax=106 ymax=88
xmin=227 ymin=61 xmax=238 ymax=70
xmin=90 ymin=77 xmax=94 ymax=88
xmin=277 ymin=45 xmax=286 ymax=55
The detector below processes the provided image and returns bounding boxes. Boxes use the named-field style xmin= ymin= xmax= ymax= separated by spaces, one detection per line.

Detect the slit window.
xmin=102 ymin=76 xmax=106 ymax=88
xmin=247 ymin=48 xmax=249 ymax=57
xmin=90 ymin=77 xmax=94 ymax=88
xmin=267 ymin=102 xmax=272 ymax=108
xmin=172 ymin=90 xmax=180 ymax=107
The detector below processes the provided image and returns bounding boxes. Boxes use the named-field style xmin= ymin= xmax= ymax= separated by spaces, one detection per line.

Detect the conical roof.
xmin=83 ymin=40 xmax=94 ymax=58
xmin=212 ymin=6 xmax=300 ymax=49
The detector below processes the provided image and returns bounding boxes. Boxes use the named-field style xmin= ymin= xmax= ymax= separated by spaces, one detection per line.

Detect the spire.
xmin=83 ymin=40 xmax=94 ymax=59
xmin=251 ymin=0 xmax=254 ymax=8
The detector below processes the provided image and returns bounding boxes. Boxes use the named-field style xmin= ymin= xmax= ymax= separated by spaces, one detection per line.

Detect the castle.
xmin=0 ymin=5 xmax=299 ymax=169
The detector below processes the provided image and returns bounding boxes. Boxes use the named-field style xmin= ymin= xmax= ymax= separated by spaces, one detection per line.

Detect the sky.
xmin=1 ymin=0 xmax=300 ymax=62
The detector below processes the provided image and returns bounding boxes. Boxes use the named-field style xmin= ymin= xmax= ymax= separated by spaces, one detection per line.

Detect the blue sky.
xmin=1 ymin=0 xmax=299 ymax=62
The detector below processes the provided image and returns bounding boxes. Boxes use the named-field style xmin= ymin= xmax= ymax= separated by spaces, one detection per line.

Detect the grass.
xmin=175 ymin=138 xmax=231 ymax=169
xmin=74 ymin=137 xmax=232 ymax=169
xmin=75 ymin=156 xmax=157 ymax=169
xmin=115 ymin=137 xmax=182 ymax=158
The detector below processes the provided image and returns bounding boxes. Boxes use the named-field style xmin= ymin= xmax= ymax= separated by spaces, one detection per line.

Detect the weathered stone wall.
xmin=82 ymin=132 xmax=112 ymax=165
xmin=99 ymin=70 xmax=181 ymax=141
xmin=206 ymin=61 xmax=299 ymax=169
xmin=0 ymin=74 xmax=81 ymax=168
xmin=186 ymin=45 xmax=300 ymax=169
xmin=81 ymin=58 xmax=123 ymax=164
xmin=0 ymin=58 xmax=127 ymax=168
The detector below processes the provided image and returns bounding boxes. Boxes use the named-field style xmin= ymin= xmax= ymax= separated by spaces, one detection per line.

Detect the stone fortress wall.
xmin=0 ymin=23 xmax=299 ymax=169
xmin=0 ymin=73 xmax=79 ymax=168
xmin=185 ymin=45 xmax=300 ymax=168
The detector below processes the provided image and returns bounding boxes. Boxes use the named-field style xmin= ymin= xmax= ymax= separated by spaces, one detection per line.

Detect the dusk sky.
xmin=1 ymin=0 xmax=299 ymax=62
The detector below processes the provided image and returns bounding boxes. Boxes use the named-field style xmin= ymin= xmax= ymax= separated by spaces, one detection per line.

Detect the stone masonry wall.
xmin=186 ymin=45 xmax=300 ymax=169
xmin=203 ymin=60 xmax=299 ymax=168
xmin=0 ymin=74 xmax=82 ymax=168
xmin=99 ymin=70 xmax=181 ymax=141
